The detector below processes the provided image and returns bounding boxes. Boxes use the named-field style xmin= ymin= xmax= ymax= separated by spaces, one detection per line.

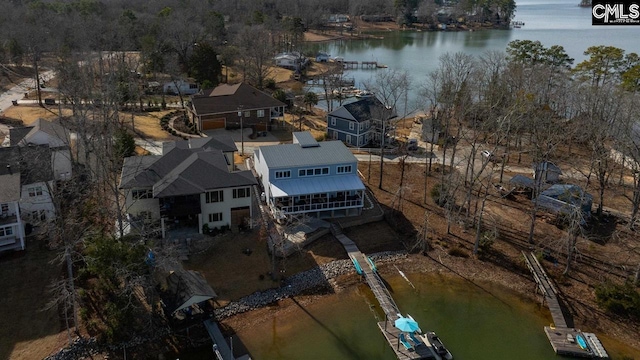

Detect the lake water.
xmin=226 ymin=2 xmax=640 ymax=358
xmin=238 ymin=274 xmax=560 ymax=359
xmin=304 ymin=0 xmax=640 ymax=92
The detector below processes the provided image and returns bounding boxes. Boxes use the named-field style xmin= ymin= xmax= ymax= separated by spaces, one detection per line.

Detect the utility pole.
xmin=33 ymin=47 xmax=43 ymax=107
xmin=237 ymin=105 xmax=244 ymax=155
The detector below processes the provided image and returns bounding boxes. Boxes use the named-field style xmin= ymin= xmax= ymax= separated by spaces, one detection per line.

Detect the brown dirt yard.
xmin=219 ymin=159 xmax=640 ymax=359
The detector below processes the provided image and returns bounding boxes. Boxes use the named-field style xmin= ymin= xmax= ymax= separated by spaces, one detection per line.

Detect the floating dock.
xmin=331 ymin=223 xmax=440 ymax=359
xmin=523 ymin=251 xmax=609 ymax=359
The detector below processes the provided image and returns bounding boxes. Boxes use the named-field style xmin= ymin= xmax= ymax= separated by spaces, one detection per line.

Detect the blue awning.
xmin=270 ymin=175 xmax=365 ymax=197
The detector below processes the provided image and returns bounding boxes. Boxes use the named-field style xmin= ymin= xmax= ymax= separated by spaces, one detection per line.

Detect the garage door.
xmin=230 ymin=206 xmax=250 ymax=227
xmin=202 ymin=118 xmax=225 ymax=130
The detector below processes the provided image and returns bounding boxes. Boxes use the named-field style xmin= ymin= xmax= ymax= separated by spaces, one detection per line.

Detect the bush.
xmin=431 ymin=183 xmax=453 ymax=207
xmin=448 ymin=246 xmax=469 ymax=258
xmin=264 ymin=78 xmax=276 ymax=90
xmin=478 ymin=230 xmax=496 ymax=254
xmin=595 ymin=281 xmax=640 ymax=319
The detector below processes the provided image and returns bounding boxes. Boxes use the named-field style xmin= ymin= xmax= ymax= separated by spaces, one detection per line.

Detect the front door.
xmin=230 ymin=206 xmax=250 ymax=227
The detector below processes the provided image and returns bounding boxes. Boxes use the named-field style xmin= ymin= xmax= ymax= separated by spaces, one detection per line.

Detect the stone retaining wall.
xmin=214 ymin=251 xmax=407 ymax=319
xmin=45 ymin=252 xmax=407 ymax=360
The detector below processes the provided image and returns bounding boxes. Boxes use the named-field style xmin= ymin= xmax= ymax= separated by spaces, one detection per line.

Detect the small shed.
xmin=509 ymin=174 xmax=535 ymax=191
xmin=534 ymin=161 xmax=562 ymax=184
xmin=316 ymin=53 xmax=330 ymax=62
xmin=536 ymin=184 xmax=593 ymax=220
xmin=163 ymin=79 xmax=199 ymax=95
xmin=164 ymin=268 xmax=217 ymax=316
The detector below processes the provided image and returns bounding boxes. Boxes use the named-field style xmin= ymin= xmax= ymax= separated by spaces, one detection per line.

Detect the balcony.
xmin=274 ymin=195 xmax=363 ymax=215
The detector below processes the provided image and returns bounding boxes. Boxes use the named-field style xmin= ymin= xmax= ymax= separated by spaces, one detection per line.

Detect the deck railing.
xmin=277 ymin=199 xmax=363 ymax=214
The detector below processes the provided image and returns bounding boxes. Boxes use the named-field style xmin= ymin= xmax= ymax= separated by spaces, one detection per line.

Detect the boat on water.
xmin=576 ymin=333 xmax=589 ymax=351
xmin=423 ymin=331 xmax=453 ymax=360
xmin=355 ymin=89 xmax=374 ymax=98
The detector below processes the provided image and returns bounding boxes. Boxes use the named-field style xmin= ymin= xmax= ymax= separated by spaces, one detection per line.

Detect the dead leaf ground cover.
xmin=0 ymin=240 xmax=69 ymax=360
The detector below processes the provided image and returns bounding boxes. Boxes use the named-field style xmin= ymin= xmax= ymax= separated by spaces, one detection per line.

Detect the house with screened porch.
xmin=253 ymin=132 xmax=365 ymax=222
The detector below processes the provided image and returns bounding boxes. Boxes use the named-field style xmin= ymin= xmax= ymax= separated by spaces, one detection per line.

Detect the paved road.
xmin=0 ymin=70 xmax=54 ymax=113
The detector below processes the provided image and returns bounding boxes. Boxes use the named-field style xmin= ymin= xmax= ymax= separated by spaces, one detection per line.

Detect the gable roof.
xmin=257 ymin=137 xmax=357 ymax=169
xmin=0 ymin=145 xmax=54 ymax=185
xmin=8 ymin=127 xmax=32 ymax=146
xmin=537 ymin=184 xmax=593 ymax=217
xmin=162 ymin=135 xmax=237 ymax=154
xmin=120 ymin=143 xmax=256 ymax=197
xmin=328 ymin=97 xmax=395 ymax=123
xmin=0 ymin=171 xmax=21 ymax=203
xmin=191 ymin=83 xmax=286 ymax=116
xmin=534 ymin=161 xmax=562 ymax=174
xmin=165 ymin=269 xmax=217 ymax=314
xmin=10 ymin=119 xmax=70 ymax=147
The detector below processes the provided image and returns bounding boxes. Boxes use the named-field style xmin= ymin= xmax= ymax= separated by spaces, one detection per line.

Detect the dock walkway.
xmin=522 ymin=251 xmax=609 ymax=359
xmin=331 ymin=223 xmax=436 ymax=360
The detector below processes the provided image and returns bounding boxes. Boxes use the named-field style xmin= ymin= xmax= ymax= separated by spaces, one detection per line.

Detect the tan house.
xmin=189 ymin=83 xmax=286 ymax=132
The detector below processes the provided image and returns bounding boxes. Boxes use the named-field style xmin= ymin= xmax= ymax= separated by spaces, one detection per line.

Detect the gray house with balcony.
xmin=119 ymin=136 xmax=257 ymax=233
xmin=326 ymin=97 xmax=395 ymax=147
xmin=253 ymin=132 xmax=365 ymax=222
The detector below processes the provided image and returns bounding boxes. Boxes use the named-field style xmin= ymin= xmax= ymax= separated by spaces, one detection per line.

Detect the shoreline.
xmin=303 ymin=21 xmax=509 ymax=43
xmin=219 ymin=249 xmax=640 ymax=357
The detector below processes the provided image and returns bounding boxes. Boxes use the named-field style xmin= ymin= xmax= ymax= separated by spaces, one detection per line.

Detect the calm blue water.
xmin=304 ymin=0 xmax=640 ymax=92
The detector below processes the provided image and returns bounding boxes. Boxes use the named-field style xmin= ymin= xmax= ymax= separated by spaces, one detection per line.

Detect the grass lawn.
xmin=1 ymin=104 xmax=176 ymax=140
xmin=128 ymin=110 xmax=175 ymax=140
xmin=1 ymin=105 xmax=72 ymax=124
xmin=0 ymin=241 xmax=68 ymax=360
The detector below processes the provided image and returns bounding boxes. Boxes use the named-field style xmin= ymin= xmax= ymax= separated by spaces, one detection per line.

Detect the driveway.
xmin=0 ymin=70 xmax=54 ymax=113
xmin=204 ymin=128 xmax=281 ymax=155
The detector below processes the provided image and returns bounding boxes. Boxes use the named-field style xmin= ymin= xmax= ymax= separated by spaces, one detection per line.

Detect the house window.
xmin=1 ymin=203 xmax=8 ymax=215
xmin=244 ymin=111 xmax=250 ymax=117
xmin=208 ymin=213 xmax=222 ymax=222
xmin=189 ymin=83 xmax=198 ymax=89
xmin=0 ymin=226 xmax=13 ymax=237
xmin=206 ymin=190 xmax=224 ymax=203
xmin=31 ymin=210 xmax=46 ymax=221
xmin=299 ymin=167 xmax=329 ymax=177
xmin=337 ymin=165 xmax=352 ymax=174
xmin=275 ymin=170 xmax=291 ymax=179
xmin=28 ymin=186 xmax=43 ymax=197
xmin=332 ymin=131 xmax=338 ymax=140
xmin=349 ymin=122 xmax=354 ymax=130
xmin=346 ymin=135 xmax=352 ymax=144
xmin=132 ymin=189 xmax=153 ymax=200
xmin=330 ymin=117 xmax=336 ymax=126
xmin=257 ymin=109 xmax=265 ymax=117
xmin=233 ymin=187 xmax=251 ymax=198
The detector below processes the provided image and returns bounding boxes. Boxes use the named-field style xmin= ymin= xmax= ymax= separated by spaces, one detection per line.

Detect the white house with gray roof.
xmin=119 ymin=136 xmax=257 ymax=233
xmin=253 ymin=132 xmax=365 ymax=221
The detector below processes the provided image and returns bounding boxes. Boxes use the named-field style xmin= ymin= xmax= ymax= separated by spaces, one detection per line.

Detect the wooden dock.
xmin=331 ymin=223 xmax=436 ymax=359
xmin=377 ymin=321 xmax=438 ymax=360
xmin=342 ymin=60 xmax=359 ymax=69
xmin=522 ymin=251 xmax=567 ymax=327
xmin=523 ymin=251 xmax=609 ymax=359
xmin=361 ymin=61 xmax=378 ymax=69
